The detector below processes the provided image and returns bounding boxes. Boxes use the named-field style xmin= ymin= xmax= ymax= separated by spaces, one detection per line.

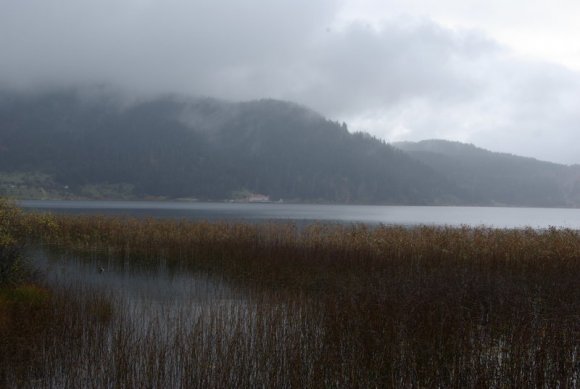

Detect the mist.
xmin=1 ymin=0 xmax=580 ymax=164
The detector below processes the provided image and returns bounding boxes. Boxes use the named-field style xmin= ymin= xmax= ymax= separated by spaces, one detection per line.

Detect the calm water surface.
xmin=20 ymin=200 xmax=580 ymax=229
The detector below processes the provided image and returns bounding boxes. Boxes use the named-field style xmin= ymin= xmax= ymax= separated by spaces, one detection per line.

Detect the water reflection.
xmin=30 ymin=248 xmax=242 ymax=335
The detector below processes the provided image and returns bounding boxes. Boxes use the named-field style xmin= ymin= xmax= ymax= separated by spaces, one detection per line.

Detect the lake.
xmin=19 ymin=200 xmax=580 ymax=229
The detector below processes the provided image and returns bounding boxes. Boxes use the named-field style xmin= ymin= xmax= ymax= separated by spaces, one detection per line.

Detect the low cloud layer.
xmin=1 ymin=0 xmax=579 ymax=164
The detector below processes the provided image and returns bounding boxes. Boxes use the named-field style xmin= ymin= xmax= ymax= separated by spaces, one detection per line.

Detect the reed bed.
xmin=0 ymin=212 xmax=578 ymax=387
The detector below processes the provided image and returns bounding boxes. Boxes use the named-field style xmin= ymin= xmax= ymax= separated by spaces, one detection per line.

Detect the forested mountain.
xmin=394 ymin=140 xmax=580 ymax=207
xmin=0 ymin=89 xmax=459 ymax=204
xmin=1 ymin=89 xmax=578 ymax=206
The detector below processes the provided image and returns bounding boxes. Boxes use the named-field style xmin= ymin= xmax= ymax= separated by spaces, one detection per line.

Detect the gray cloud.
xmin=291 ymin=20 xmax=500 ymax=114
xmin=1 ymin=0 xmax=579 ymax=164
xmin=0 ymin=0 xmax=337 ymax=94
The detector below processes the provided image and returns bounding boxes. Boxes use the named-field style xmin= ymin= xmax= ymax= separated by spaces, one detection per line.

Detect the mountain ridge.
xmin=0 ymin=88 xmax=460 ymax=204
xmin=394 ymin=139 xmax=580 ymax=207
xmin=0 ymin=87 xmax=578 ymax=207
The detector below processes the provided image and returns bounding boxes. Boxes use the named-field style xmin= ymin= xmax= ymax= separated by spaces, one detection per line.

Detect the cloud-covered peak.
xmin=1 ymin=0 xmax=579 ymax=164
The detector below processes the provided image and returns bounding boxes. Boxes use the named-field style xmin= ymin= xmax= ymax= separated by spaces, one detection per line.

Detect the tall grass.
xmin=1 ymin=212 xmax=578 ymax=387
xmin=0 ymin=198 xmax=27 ymax=286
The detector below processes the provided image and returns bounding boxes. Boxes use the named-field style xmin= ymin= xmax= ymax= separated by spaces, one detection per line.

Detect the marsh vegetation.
xmin=1 ymin=202 xmax=579 ymax=387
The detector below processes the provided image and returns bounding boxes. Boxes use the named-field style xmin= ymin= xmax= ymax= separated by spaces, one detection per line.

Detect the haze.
xmin=1 ymin=0 xmax=579 ymax=164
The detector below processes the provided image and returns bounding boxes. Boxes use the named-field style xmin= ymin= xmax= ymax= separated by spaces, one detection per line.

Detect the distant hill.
xmin=0 ymin=88 xmax=460 ymax=204
xmin=2 ymin=88 xmax=578 ymax=207
xmin=394 ymin=140 xmax=580 ymax=207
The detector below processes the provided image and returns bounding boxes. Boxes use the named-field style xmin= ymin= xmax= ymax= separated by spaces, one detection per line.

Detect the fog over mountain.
xmin=394 ymin=140 xmax=580 ymax=207
xmin=1 ymin=0 xmax=580 ymax=164
xmin=0 ymin=89 xmax=458 ymax=204
xmin=1 ymin=88 xmax=579 ymax=207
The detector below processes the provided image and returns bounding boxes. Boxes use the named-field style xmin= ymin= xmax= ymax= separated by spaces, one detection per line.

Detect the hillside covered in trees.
xmin=0 ymin=88 xmax=578 ymax=207
xmin=0 ymin=89 xmax=459 ymax=204
xmin=394 ymin=140 xmax=580 ymax=207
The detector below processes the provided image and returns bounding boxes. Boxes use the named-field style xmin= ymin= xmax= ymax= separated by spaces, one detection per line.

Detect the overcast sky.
xmin=1 ymin=0 xmax=579 ymax=164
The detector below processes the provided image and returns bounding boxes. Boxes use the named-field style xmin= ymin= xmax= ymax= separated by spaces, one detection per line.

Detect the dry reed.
xmin=0 ymin=212 xmax=577 ymax=387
